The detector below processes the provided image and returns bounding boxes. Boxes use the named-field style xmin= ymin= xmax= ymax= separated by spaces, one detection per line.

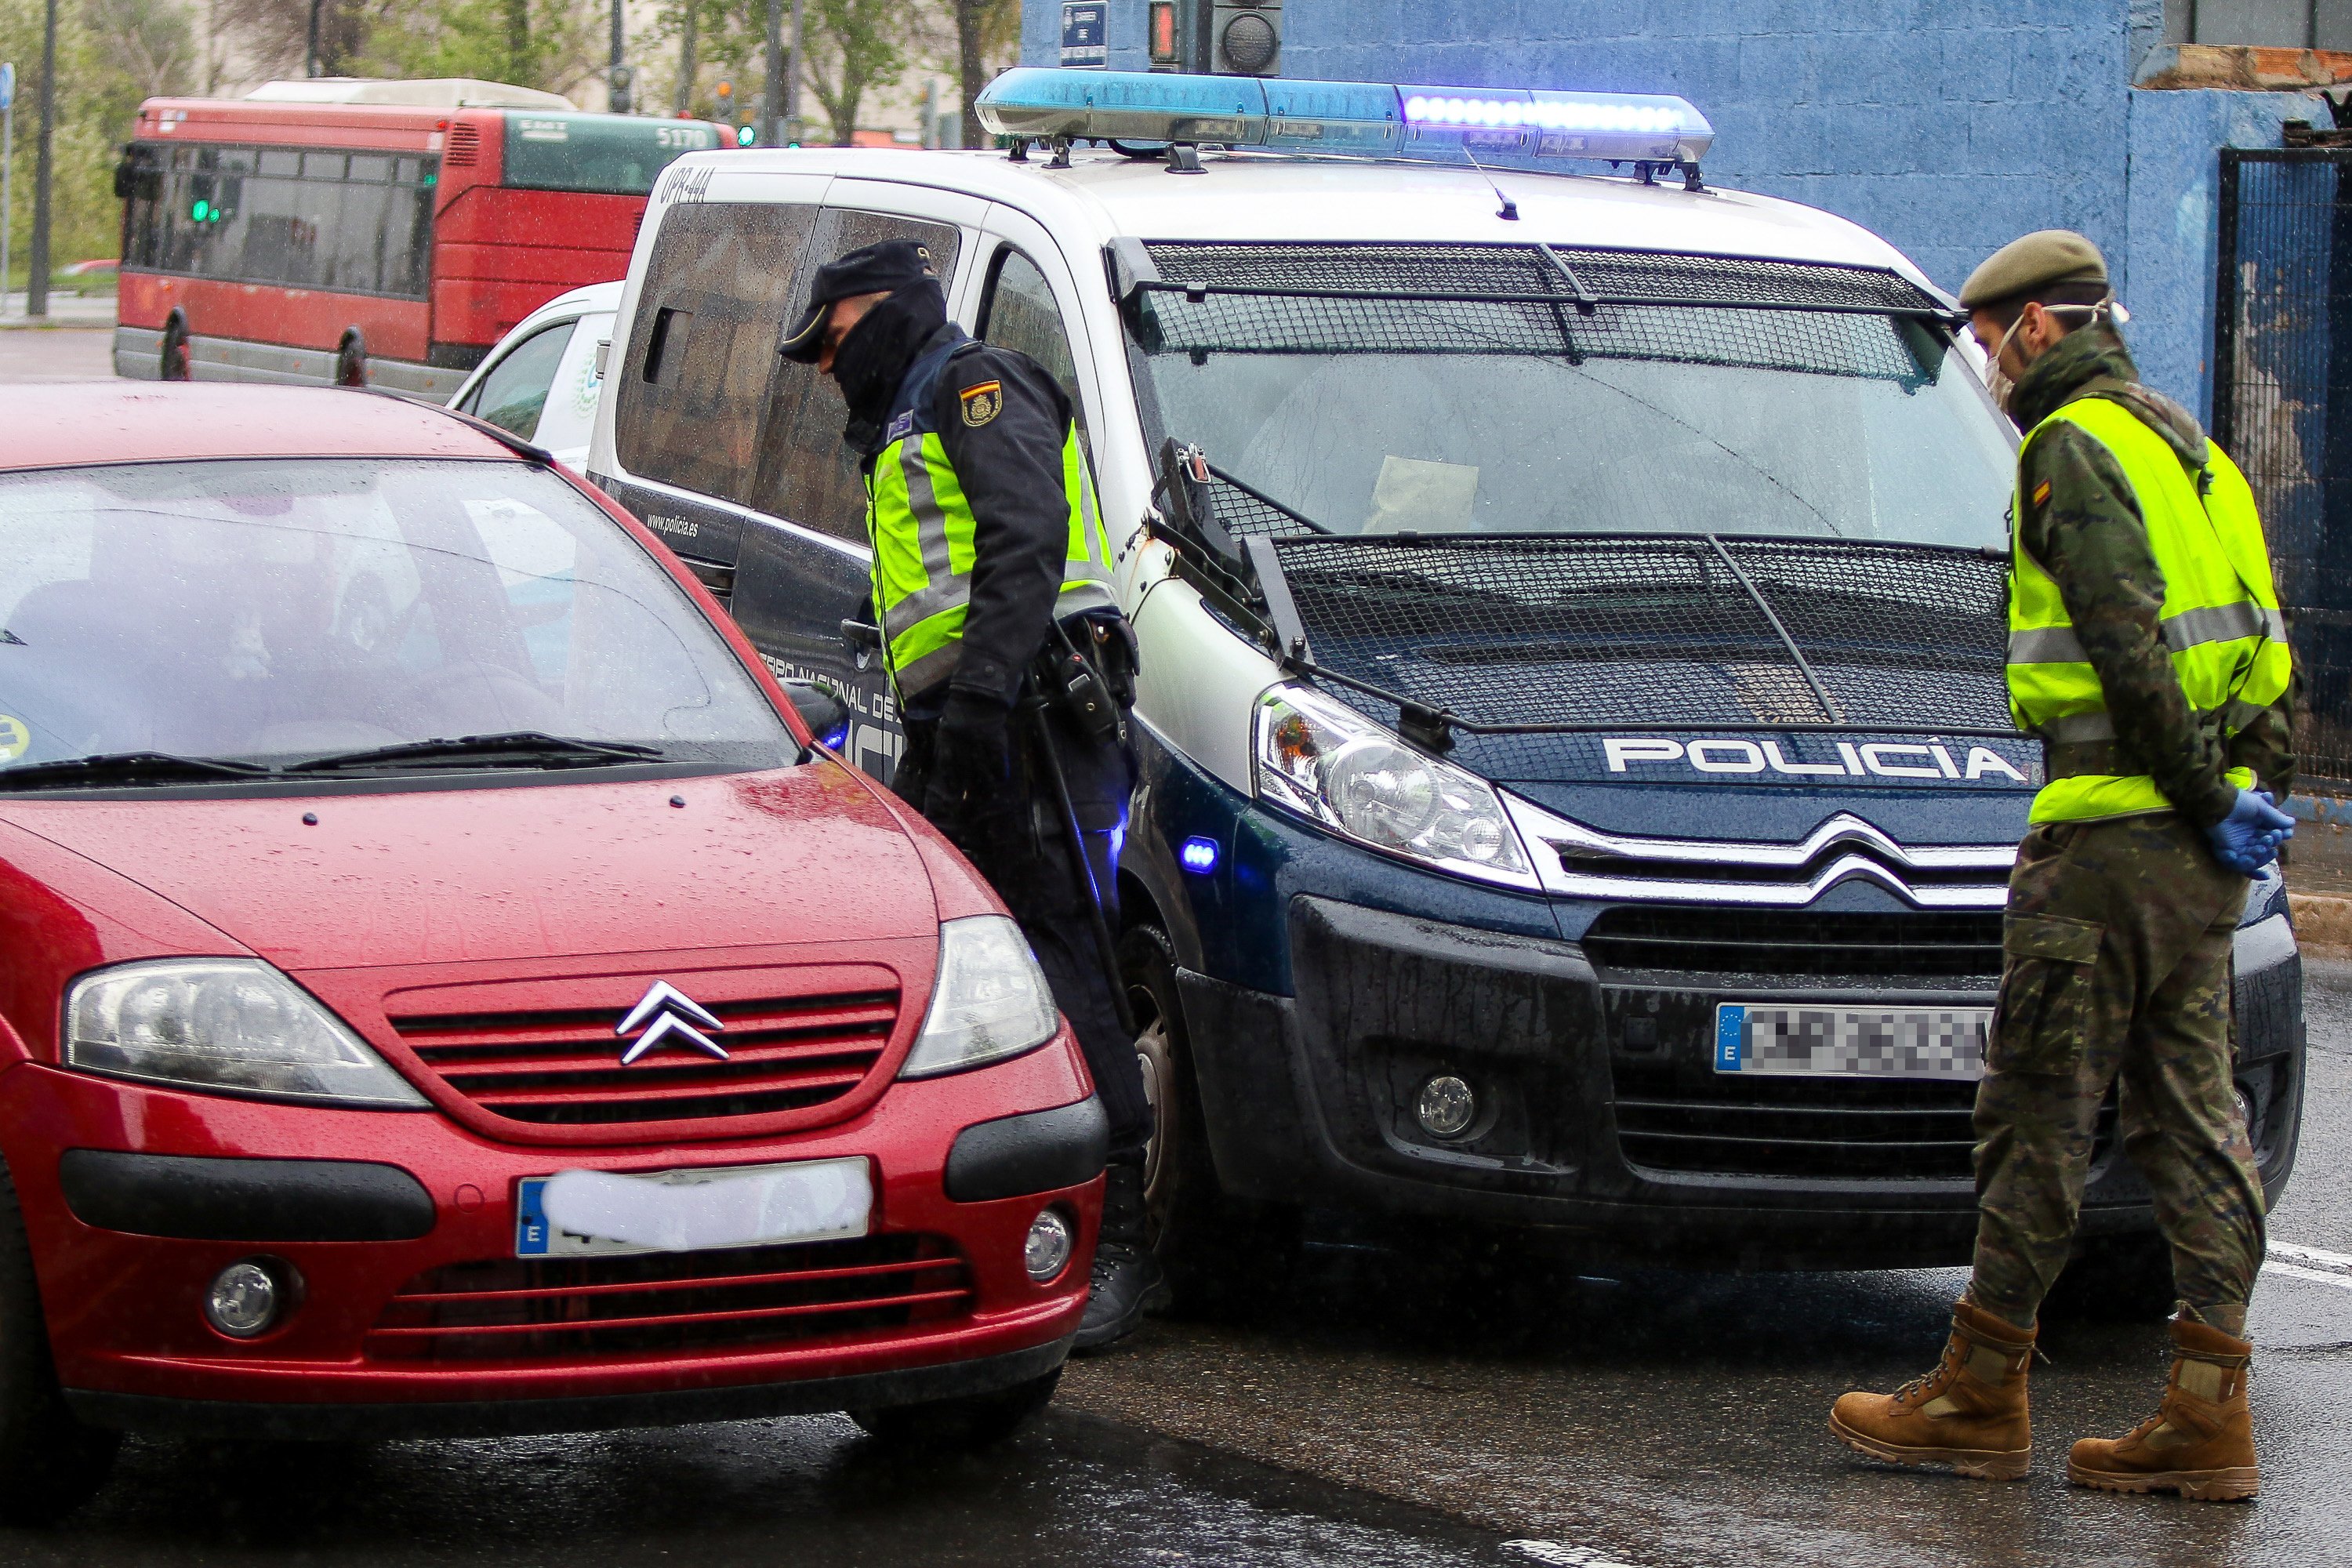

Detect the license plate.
xmin=1713 ymin=1004 xmax=1990 ymax=1080
xmin=514 ymin=1157 xmax=872 ymax=1258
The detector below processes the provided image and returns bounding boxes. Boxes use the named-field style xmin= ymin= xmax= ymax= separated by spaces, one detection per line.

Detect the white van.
xmin=586 ymin=71 xmax=2303 ymax=1313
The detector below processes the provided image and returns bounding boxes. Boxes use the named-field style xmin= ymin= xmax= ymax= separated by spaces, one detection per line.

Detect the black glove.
xmin=921 ymin=685 xmax=1016 ymax=835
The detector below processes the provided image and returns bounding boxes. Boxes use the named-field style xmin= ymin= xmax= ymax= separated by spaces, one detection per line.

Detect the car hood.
xmin=0 ymin=763 xmax=936 ymax=971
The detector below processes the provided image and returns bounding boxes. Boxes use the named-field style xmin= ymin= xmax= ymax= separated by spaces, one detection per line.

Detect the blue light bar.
xmin=975 ymin=68 xmax=1711 ymax=168
xmin=1179 ymin=837 xmax=1221 ymax=874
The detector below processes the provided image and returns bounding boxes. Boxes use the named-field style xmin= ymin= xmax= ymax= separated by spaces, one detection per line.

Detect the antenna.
xmin=1454 ymin=137 xmax=1519 ymax=222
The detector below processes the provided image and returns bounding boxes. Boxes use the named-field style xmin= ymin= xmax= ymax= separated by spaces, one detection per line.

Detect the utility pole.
xmin=27 ymin=0 xmax=55 ymax=319
xmin=306 ymin=0 xmax=323 ymax=76
xmin=763 ymin=0 xmax=782 ymax=147
xmin=676 ymin=0 xmax=698 ymax=117
xmin=786 ymin=0 xmax=804 ymax=143
xmin=608 ymin=0 xmax=631 ymax=114
xmin=2 ymin=64 xmax=15 ymax=321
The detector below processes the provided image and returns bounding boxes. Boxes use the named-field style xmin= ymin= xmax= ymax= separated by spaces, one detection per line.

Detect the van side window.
xmin=748 ymin=211 xmax=963 ymax=544
xmin=613 ymin=201 xmax=821 ymax=508
xmin=980 ymin=246 xmax=1085 ymax=435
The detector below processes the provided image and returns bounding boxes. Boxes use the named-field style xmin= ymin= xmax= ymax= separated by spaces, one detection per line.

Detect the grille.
xmin=1135 ymin=294 xmax=1932 ymax=382
xmin=1132 ymin=241 xmax=1944 ymax=381
xmin=1267 ymin=533 xmax=2009 ymax=731
xmin=445 ymin=123 xmax=481 ymax=167
xmin=1583 ymin=906 xmax=2005 ymax=982
xmin=366 ymin=1234 xmax=972 ymax=1361
xmin=391 ymin=989 xmax=897 ymax=1127
xmin=1610 ymin=1071 xmax=2117 ymax=1180
xmin=1138 ymin=241 xmax=1943 ymax=313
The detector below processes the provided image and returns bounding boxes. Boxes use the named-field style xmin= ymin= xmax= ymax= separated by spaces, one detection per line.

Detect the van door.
xmin=724 ymin=183 xmax=986 ymax=782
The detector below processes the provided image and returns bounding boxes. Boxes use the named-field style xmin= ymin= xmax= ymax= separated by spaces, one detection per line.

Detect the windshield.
xmin=0 ymin=459 xmax=791 ymax=779
xmin=1131 ymin=291 xmax=2015 ymax=547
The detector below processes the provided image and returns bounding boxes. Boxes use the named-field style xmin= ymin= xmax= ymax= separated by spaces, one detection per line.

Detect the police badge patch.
xmin=959 ymin=380 xmax=1003 ymax=427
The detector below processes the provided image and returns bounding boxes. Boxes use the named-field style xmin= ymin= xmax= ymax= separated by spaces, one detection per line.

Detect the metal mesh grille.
xmin=1267 ymin=534 xmax=2009 ymax=731
xmin=1548 ymin=247 xmax=1940 ymax=311
xmin=1138 ymin=241 xmax=1942 ymax=314
xmin=1136 ymin=294 xmax=1929 ymax=382
xmin=2217 ymin=149 xmax=2350 ymax=785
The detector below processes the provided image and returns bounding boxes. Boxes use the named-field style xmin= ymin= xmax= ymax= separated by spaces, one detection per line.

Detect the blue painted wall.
xmin=1019 ymin=2 xmax=2326 ymax=412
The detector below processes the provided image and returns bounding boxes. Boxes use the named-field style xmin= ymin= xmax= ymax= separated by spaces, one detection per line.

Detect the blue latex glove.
xmin=2205 ymin=788 xmax=2294 ymax=875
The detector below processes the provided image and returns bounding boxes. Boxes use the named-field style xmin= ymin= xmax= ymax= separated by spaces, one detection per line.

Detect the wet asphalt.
xmin=10 ymin=967 xmax=2343 ymax=1566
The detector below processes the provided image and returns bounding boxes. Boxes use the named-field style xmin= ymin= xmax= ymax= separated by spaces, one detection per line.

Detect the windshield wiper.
xmin=0 ymin=751 xmax=280 ymax=790
xmin=285 ymin=732 xmax=666 ymax=775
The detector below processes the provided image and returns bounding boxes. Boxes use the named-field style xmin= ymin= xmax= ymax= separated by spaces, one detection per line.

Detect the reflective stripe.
xmin=2008 ymin=602 xmax=2289 ymax=666
xmin=2008 ymin=626 xmax=2088 ymax=663
xmin=2159 ymin=600 xmax=2274 ymax=652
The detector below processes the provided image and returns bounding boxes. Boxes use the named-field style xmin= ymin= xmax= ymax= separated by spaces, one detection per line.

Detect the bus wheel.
xmin=334 ymin=331 xmax=368 ymax=387
xmin=159 ymin=315 xmax=191 ymax=381
xmin=1120 ymin=923 xmax=1300 ymax=1317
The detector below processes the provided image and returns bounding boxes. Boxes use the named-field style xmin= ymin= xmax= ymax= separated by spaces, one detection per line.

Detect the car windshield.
xmin=0 ymin=458 xmax=791 ymax=779
xmin=1129 ymin=285 xmax=2015 ymax=548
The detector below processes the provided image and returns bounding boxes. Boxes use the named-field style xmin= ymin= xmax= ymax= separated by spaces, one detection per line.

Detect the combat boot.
xmin=1073 ymin=1160 xmax=1168 ymax=1353
xmin=1831 ymin=1298 xmax=2034 ymax=1480
xmin=2067 ymin=1314 xmax=2258 ymax=1501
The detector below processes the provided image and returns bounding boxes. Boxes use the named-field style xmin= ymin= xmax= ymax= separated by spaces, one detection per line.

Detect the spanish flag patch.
xmin=2032 ymin=480 xmax=2053 ymax=506
xmin=959 ymin=380 xmax=1003 ymax=427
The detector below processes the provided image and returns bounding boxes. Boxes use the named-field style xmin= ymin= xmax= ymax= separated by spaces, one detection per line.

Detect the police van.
xmin=586 ymin=69 xmax=2303 ymax=1311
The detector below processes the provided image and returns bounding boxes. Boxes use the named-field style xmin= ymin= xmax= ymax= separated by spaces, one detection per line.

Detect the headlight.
xmin=1254 ymin=684 xmax=1537 ymax=889
xmin=899 ymin=916 xmax=1060 ymax=1079
xmin=65 ymin=959 xmax=430 ymax=1109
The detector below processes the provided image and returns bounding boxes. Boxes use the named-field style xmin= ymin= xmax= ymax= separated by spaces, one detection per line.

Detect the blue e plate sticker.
xmin=1715 ymin=1005 xmax=1745 ymax=1071
xmin=515 ymin=1180 xmax=551 ymax=1255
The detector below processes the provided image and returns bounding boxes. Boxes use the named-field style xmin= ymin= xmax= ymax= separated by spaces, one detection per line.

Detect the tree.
xmin=951 ymin=0 xmax=1017 ymax=147
xmin=797 ymin=0 xmax=912 ymax=145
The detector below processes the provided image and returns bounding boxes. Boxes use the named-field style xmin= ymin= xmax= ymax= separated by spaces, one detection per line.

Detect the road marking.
xmin=2265 ymin=1261 xmax=2352 ymax=1294
xmin=1504 ymin=1542 xmax=1649 ymax=1568
xmin=2268 ymin=1240 xmax=2352 ymax=1276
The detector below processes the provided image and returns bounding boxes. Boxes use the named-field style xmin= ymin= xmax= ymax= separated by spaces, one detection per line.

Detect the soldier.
xmin=780 ymin=239 xmax=1165 ymax=1349
xmin=1829 ymin=231 xmax=2295 ymax=1501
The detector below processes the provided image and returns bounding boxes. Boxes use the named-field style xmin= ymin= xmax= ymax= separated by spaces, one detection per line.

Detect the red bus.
xmin=114 ymin=83 xmax=729 ymax=400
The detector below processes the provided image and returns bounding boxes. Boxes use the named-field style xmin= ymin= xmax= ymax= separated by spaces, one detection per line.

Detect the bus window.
xmin=980 ymin=245 xmax=1087 ymax=443
xmin=745 ymin=209 xmax=964 ymax=544
xmin=614 ymin=203 xmax=823 ymax=510
xmin=459 ymin=320 xmax=578 ymax=440
xmin=129 ymin=142 xmax=436 ymax=300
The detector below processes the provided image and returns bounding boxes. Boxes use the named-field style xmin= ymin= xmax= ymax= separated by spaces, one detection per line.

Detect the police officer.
xmin=1829 ymin=231 xmax=2295 ymax=1500
xmin=780 ymin=239 xmax=1165 ymax=1350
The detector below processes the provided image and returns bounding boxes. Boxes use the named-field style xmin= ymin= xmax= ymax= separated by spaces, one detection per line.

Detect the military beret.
xmin=779 ymin=238 xmax=939 ymax=362
xmin=1958 ymin=230 xmax=2109 ymax=312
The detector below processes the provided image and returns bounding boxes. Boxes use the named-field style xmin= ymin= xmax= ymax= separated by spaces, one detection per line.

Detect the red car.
xmin=0 ymin=384 xmax=1104 ymax=1523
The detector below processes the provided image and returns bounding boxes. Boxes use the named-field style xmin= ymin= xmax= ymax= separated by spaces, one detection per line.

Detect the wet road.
xmin=0 ymin=328 xmax=114 ymax=383
xmin=12 ymin=965 xmax=2344 ymax=1566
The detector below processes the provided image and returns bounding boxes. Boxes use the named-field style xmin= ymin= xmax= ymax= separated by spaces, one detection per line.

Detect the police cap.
xmin=779 ymin=238 xmax=939 ymax=362
xmin=1958 ymin=230 xmax=2109 ymax=313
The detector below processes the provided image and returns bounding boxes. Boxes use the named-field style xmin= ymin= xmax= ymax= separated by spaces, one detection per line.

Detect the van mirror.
xmin=782 ymin=678 xmax=851 ymax=752
xmin=840 ymin=617 xmax=882 ymax=672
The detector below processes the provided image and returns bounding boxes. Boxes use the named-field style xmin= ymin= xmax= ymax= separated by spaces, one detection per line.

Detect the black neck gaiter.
xmin=831 ymin=280 xmax=949 ymax=452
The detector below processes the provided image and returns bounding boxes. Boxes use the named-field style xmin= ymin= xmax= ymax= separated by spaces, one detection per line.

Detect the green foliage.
xmin=0 ymin=0 xmax=196 ymax=271
xmin=358 ymin=0 xmax=597 ymax=96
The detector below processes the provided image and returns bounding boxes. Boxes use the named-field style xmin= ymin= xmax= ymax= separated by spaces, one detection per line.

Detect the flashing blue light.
xmin=819 ymin=721 xmax=850 ymax=750
xmin=1179 ymin=837 xmax=1220 ymax=875
xmin=975 ymin=67 xmax=1711 ymax=169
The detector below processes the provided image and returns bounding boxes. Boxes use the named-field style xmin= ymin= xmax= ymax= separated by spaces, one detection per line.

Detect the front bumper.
xmin=0 ymin=1040 xmax=1100 ymax=1428
xmin=1181 ymin=895 xmax=2303 ymax=1270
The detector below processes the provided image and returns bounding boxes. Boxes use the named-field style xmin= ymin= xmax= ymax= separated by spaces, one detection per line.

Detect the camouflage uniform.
xmin=1969 ymin=324 xmax=2294 ymax=1327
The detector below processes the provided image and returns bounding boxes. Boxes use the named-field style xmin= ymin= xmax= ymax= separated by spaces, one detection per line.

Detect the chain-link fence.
xmin=2217 ymin=147 xmax=2352 ymax=787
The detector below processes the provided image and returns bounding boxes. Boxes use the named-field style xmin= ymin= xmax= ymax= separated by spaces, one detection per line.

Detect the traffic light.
xmin=1208 ymin=0 xmax=1280 ymax=76
xmin=715 ymin=80 xmax=734 ymax=123
xmin=1149 ymin=2 xmax=1181 ymax=65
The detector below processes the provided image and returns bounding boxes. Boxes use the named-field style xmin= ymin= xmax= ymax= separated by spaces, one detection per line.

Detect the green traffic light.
xmin=190 ymin=200 xmax=209 ymax=221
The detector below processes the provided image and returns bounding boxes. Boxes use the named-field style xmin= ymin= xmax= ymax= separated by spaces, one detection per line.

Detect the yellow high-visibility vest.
xmin=2006 ymin=396 xmax=2289 ymax=822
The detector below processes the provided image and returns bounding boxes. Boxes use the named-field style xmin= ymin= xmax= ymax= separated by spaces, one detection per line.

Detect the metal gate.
xmin=2216 ymin=146 xmax=2352 ymax=786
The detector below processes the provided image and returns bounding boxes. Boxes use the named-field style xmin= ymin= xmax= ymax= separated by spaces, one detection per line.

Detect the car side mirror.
xmin=840 ymin=617 xmax=882 ymax=673
xmin=781 ymin=678 xmax=851 ymax=756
